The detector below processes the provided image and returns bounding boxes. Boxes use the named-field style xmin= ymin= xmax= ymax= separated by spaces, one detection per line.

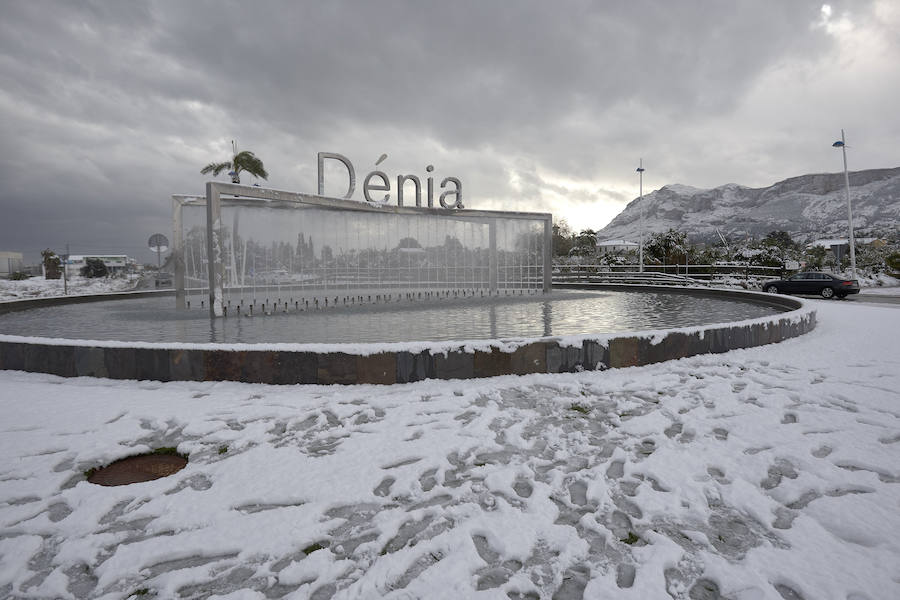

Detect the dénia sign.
xmin=317 ymin=152 xmax=463 ymax=209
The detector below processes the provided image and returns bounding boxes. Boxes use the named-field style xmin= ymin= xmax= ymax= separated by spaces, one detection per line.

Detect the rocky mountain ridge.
xmin=598 ymin=167 xmax=900 ymax=243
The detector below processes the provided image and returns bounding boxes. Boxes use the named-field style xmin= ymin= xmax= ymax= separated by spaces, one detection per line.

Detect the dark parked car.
xmin=155 ymin=271 xmax=173 ymax=288
xmin=762 ymin=272 xmax=859 ymax=299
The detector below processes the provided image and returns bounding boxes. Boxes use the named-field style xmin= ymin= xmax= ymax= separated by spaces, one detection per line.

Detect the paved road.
xmin=774 ymin=292 xmax=900 ymax=306
xmin=851 ymin=293 xmax=900 ymax=306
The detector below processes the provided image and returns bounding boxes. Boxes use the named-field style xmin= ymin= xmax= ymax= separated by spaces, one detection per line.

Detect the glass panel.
xmin=182 ymin=199 xmax=547 ymax=311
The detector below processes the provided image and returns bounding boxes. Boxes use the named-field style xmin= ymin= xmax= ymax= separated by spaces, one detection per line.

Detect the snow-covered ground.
xmin=1 ymin=302 xmax=899 ymax=600
xmin=0 ymin=276 xmax=138 ymax=301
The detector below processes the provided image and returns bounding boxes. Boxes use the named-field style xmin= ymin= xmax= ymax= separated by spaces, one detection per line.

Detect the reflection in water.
xmin=178 ymin=204 xmax=549 ymax=302
xmin=0 ymin=291 xmax=789 ymax=345
xmin=542 ymin=300 xmax=552 ymax=337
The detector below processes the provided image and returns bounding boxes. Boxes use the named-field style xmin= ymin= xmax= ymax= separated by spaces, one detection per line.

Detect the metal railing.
xmin=552 ymin=263 xmax=786 ymax=289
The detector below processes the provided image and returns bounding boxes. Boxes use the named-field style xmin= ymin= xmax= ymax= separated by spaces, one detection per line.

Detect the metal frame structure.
xmin=173 ymin=182 xmax=553 ymax=318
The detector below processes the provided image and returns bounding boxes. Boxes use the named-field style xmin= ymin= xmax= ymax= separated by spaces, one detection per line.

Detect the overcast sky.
xmin=1 ymin=0 xmax=898 ymax=264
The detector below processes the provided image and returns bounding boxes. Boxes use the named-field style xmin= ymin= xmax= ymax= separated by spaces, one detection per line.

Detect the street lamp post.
xmin=832 ymin=130 xmax=857 ymax=280
xmin=637 ymin=160 xmax=645 ymax=273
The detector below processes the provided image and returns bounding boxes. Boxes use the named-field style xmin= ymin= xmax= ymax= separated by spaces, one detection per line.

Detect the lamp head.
xmin=832 ymin=141 xmax=845 ymax=148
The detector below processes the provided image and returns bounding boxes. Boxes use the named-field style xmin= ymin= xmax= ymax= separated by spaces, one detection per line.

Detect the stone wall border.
xmin=0 ymin=285 xmax=815 ymax=385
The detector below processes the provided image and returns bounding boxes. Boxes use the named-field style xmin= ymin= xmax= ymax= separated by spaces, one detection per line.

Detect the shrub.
xmin=887 ymin=252 xmax=900 ymax=275
xmin=80 ymin=258 xmax=108 ymax=278
xmin=886 ymin=252 xmax=900 ymax=270
xmin=41 ymin=249 xmax=61 ymax=279
xmin=9 ymin=271 xmax=29 ymax=280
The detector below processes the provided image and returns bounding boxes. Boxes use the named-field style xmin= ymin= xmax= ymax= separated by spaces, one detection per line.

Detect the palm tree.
xmin=201 ymin=146 xmax=268 ymax=184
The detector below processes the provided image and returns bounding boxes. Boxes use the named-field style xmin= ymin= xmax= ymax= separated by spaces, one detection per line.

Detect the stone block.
xmin=609 ymin=337 xmax=640 ymax=368
xmin=661 ymin=332 xmax=691 ymax=362
xmin=317 ymin=353 xmax=357 ymax=385
xmin=582 ymin=339 xmax=608 ymax=371
xmin=135 ymin=348 xmax=171 ymax=382
xmin=474 ymin=348 xmax=511 ymax=378
xmin=32 ymin=344 xmax=76 ymax=377
xmin=546 ymin=343 xmax=582 ymax=372
xmin=238 ymin=351 xmax=278 ymax=384
xmin=204 ymin=350 xmax=245 ymax=381
xmin=271 ymin=351 xmax=317 ymax=384
xmin=396 ymin=351 xmax=434 ymax=383
xmin=433 ymin=350 xmax=474 ymax=380
xmin=75 ymin=346 xmax=109 ymax=378
xmin=169 ymin=349 xmax=205 ymax=381
xmin=357 ymin=353 xmax=397 ymax=385
xmin=511 ymin=343 xmax=546 ymax=375
xmin=105 ymin=347 xmax=137 ymax=380
xmin=0 ymin=342 xmax=26 ymax=371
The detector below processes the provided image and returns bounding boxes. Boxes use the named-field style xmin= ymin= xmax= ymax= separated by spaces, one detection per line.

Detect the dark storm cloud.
xmin=0 ymin=0 xmax=895 ymax=262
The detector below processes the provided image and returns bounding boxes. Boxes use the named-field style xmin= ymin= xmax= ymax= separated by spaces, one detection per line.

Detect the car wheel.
xmin=821 ymin=287 xmax=834 ymax=299
xmin=765 ymin=285 xmax=779 ymax=294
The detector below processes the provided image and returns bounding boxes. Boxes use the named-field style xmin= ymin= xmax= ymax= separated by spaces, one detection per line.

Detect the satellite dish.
xmin=148 ymin=233 xmax=169 ymax=253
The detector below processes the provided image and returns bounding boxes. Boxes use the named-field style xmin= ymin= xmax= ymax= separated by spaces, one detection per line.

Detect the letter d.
xmin=317 ymin=152 xmax=356 ymax=199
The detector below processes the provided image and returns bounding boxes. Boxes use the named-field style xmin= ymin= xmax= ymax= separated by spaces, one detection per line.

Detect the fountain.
xmin=0 ymin=183 xmax=815 ymax=384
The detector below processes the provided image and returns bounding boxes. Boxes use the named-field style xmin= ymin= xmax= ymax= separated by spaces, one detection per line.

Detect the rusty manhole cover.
xmin=87 ymin=452 xmax=188 ymax=486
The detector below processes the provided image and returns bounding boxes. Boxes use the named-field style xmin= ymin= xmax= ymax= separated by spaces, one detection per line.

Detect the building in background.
xmin=65 ymin=255 xmax=136 ymax=277
xmin=0 ymin=251 xmax=24 ymax=277
xmin=596 ymin=239 xmax=639 ymax=255
xmin=807 ymin=238 xmax=885 ymax=266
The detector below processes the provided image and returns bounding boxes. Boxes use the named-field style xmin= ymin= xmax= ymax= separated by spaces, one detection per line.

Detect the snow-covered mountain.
xmin=597 ymin=167 xmax=900 ymax=243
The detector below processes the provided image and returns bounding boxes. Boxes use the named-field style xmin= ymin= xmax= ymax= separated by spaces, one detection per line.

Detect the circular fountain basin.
xmin=0 ymin=285 xmax=815 ymax=384
xmin=0 ymin=289 xmax=788 ymax=344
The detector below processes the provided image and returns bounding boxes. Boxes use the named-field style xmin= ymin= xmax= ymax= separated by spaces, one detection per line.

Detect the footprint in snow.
xmin=775 ymin=583 xmax=806 ymax=600
xmin=664 ymin=421 xmax=683 ymax=439
xmin=707 ymin=467 xmax=729 ymax=484
xmin=418 ymin=468 xmax=438 ymax=492
xmin=568 ymin=480 xmax=588 ymax=506
xmin=513 ymin=478 xmax=533 ymax=498
xmin=811 ymin=445 xmax=832 ymax=458
xmin=381 ymin=457 xmax=422 ymax=469
xmin=373 ymin=477 xmax=395 ymax=497
xmin=471 ymin=534 xmax=523 ymax=591
xmin=606 ymin=460 xmax=625 ymax=480
xmin=760 ymin=459 xmax=798 ymax=490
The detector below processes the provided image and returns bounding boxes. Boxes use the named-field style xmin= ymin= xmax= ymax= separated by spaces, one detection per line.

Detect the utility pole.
xmin=832 ymin=130 xmax=857 ymax=280
xmin=637 ymin=160 xmax=645 ymax=273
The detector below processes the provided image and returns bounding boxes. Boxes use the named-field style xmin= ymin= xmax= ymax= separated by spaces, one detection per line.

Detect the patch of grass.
xmin=217 ymin=446 xmax=228 ymax=455
xmin=569 ymin=403 xmax=591 ymax=415
xmin=621 ymin=532 xmax=640 ymax=545
xmin=83 ymin=467 xmax=98 ymax=479
xmin=131 ymin=588 xmax=150 ymax=597
xmin=303 ymin=542 xmax=325 ymax=555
